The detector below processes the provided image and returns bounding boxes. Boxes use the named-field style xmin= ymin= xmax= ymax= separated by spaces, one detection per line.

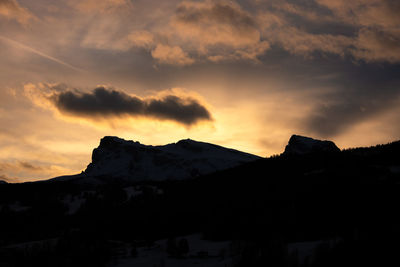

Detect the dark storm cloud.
xmin=50 ymin=87 xmax=212 ymax=125
xmin=145 ymin=95 xmax=212 ymax=125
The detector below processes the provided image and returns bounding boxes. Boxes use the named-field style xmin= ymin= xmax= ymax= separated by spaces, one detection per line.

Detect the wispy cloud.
xmin=151 ymin=44 xmax=194 ymax=66
xmin=69 ymin=0 xmax=133 ymax=14
xmin=0 ymin=0 xmax=34 ymax=24
xmin=0 ymin=161 xmax=68 ymax=183
xmin=0 ymin=35 xmax=84 ymax=72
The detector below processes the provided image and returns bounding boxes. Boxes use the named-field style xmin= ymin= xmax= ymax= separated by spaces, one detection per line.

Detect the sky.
xmin=0 ymin=0 xmax=399 ymax=182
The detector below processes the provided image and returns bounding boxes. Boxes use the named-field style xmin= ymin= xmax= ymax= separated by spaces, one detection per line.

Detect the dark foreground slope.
xmin=1 ymin=139 xmax=400 ymax=266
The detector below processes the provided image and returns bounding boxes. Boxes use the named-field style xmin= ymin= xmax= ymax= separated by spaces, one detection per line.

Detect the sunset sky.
xmin=1 ymin=0 xmax=399 ymax=182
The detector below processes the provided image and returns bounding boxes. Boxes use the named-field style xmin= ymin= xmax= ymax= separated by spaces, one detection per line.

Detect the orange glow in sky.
xmin=1 ymin=0 xmax=399 ymax=182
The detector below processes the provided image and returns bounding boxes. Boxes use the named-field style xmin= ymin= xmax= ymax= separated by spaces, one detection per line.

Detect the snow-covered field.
xmin=108 ymin=234 xmax=234 ymax=267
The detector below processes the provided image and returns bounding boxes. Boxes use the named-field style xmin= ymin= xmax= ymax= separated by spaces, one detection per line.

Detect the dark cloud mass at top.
xmin=49 ymin=87 xmax=212 ymax=126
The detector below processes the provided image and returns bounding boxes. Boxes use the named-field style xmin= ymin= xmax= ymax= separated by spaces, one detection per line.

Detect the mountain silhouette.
xmin=1 ymin=135 xmax=400 ymax=267
xmin=53 ymin=136 xmax=261 ymax=184
xmin=284 ymin=134 xmax=340 ymax=155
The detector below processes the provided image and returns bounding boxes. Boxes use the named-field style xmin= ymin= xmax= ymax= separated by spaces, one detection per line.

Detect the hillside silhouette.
xmin=1 ymin=135 xmax=400 ymax=266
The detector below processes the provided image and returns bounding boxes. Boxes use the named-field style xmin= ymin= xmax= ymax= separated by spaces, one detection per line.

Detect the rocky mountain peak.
xmin=84 ymin=136 xmax=261 ymax=182
xmin=283 ymin=135 xmax=340 ymax=155
xmin=99 ymin=136 xmax=140 ymax=148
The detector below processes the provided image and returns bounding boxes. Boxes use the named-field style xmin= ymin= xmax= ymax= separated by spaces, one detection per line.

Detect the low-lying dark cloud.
xmin=48 ymin=86 xmax=212 ymax=125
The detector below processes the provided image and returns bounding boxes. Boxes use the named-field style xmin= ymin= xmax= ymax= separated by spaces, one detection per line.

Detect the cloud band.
xmin=26 ymin=84 xmax=212 ymax=126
